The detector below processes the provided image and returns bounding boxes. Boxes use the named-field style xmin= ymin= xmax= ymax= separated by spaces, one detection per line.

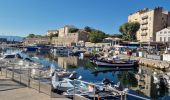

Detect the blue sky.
xmin=0 ymin=0 xmax=170 ymax=37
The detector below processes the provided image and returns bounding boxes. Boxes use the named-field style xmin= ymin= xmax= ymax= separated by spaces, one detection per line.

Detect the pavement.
xmin=0 ymin=75 xmax=70 ymax=100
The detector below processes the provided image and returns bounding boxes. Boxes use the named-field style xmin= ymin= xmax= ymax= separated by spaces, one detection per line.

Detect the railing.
xmin=0 ymin=60 xmax=151 ymax=100
xmin=0 ymin=61 xmax=52 ymax=96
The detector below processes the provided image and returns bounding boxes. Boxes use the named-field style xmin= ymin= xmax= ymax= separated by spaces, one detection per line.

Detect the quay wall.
xmin=118 ymin=54 xmax=170 ymax=70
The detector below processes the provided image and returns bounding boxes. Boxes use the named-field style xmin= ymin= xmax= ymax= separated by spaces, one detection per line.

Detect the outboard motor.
xmin=102 ymin=78 xmax=112 ymax=85
xmin=114 ymin=82 xmax=124 ymax=91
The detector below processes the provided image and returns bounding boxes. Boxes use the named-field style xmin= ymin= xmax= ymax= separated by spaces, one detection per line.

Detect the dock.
xmin=0 ymin=75 xmax=70 ymax=100
xmin=118 ymin=54 xmax=170 ymax=70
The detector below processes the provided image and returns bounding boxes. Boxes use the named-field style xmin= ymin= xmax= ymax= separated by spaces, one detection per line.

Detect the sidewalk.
xmin=0 ymin=75 xmax=70 ymax=100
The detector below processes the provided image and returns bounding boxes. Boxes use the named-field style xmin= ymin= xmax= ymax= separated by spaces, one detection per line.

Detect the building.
xmin=128 ymin=7 xmax=170 ymax=42
xmin=23 ymin=37 xmax=50 ymax=46
xmin=51 ymin=25 xmax=89 ymax=46
xmin=156 ymin=27 xmax=170 ymax=42
xmin=47 ymin=30 xmax=58 ymax=36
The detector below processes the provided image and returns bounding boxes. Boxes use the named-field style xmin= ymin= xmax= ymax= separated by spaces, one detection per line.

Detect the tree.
xmin=110 ymin=34 xmax=122 ymax=38
xmin=84 ymin=26 xmax=92 ymax=32
xmin=89 ymin=30 xmax=107 ymax=43
xmin=27 ymin=34 xmax=35 ymax=38
xmin=119 ymin=22 xmax=140 ymax=41
xmin=84 ymin=26 xmax=107 ymax=43
xmin=69 ymin=28 xmax=79 ymax=33
xmin=49 ymin=33 xmax=58 ymax=40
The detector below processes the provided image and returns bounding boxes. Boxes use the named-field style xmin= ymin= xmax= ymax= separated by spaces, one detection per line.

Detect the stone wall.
xmin=118 ymin=54 xmax=170 ymax=70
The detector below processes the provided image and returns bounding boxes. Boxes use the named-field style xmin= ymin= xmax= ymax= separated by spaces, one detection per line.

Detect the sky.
xmin=0 ymin=0 xmax=170 ymax=37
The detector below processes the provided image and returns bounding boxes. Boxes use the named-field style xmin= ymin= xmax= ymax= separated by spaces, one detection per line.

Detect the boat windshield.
xmin=3 ymin=54 xmax=15 ymax=59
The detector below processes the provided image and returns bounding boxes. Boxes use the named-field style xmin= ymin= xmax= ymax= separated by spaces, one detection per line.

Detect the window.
xmin=160 ymin=32 xmax=162 ymax=34
xmin=168 ymin=37 xmax=170 ymax=42
xmin=169 ymin=31 xmax=170 ymax=33
xmin=160 ymin=37 xmax=162 ymax=42
xmin=164 ymin=31 xmax=167 ymax=34
xmin=164 ymin=37 xmax=166 ymax=42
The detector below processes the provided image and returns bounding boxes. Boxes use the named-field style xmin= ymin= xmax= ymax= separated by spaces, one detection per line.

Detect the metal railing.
xmin=0 ymin=61 xmax=52 ymax=96
xmin=0 ymin=60 xmax=151 ymax=100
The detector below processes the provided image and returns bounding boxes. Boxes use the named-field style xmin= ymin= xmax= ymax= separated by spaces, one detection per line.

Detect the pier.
xmin=118 ymin=54 xmax=170 ymax=70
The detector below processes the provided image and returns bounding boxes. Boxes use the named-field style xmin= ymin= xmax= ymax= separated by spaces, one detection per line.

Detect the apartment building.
xmin=156 ymin=27 xmax=170 ymax=42
xmin=128 ymin=7 xmax=170 ymax=42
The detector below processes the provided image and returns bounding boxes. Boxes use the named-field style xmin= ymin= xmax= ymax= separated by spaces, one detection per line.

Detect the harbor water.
xmin=1 ymin=47 xmax=170 ymax=100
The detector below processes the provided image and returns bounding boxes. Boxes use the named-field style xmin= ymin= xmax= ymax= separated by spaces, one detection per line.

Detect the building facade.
xmin=23 ymin=37 xmax=50 ymax=46
xmin=128 ymin=7 xmax=170 ymax=42
xmin=51 ymin=25 xmax=89 ymax=46
xmin=47 ymin=30 xmax=58 ymax=36
xmin=156 ymin=27 xmax=170 ymax=42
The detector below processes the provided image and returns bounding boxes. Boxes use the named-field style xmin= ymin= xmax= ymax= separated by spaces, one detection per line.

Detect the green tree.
xmin=110 ymin=34 xmax=122 ymax=39
xmin=119 ymin=22 xmax=140 ymax=41
xmin=27 ymin=34 xmax=35 ymax=38
xmin=84 ymin=26 xmax=92 ymax=32
xmin=69 ymin=28 xmax=79 ymax=33
xmin=84 ymin=26 xmax=107 ymax=43
xmin=89 ymin=30 xmax=106 ymax=43
xmin=49 ymin=33 xmax=58 ymax=40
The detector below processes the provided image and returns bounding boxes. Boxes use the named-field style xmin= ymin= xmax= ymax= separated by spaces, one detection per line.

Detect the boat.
xmin=24 ymin=44 xmax=39 ymax=52
xmin=0 ymin=53 xmax=22 ymax=60
xmin=63 ymin=79 xmax=127 ymax=99
xmin=51 ymin=71 xmax=82 ymax=93
xmin=55 ymin=69 xmax=74 ymax=78
xmin=94 ymin=59 xmax=138 ymax=68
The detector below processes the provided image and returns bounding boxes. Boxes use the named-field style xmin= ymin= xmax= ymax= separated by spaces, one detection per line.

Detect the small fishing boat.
xmin=94 ymin=59 xmax=138 ymax=68
xmin=90 ymin=54 xmax=138 ymax=68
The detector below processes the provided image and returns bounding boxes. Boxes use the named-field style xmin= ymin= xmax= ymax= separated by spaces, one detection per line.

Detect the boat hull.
xmin=95 ymin=61 xmax=136 ymax=68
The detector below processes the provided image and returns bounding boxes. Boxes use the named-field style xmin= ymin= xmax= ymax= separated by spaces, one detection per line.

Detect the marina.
xmin=0 ymin=47 xmax=170 ymax=99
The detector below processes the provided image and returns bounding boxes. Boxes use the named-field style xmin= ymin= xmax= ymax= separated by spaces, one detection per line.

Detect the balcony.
xmin=141 ymin=32 xmax=147 ymax=36
xmin=141 ymin=15 xmax=148 ymax=20
xmin=141 ymin=27 xmax=148 ymax=30
xmin=141 ymin=21 xmax=148 ymax=25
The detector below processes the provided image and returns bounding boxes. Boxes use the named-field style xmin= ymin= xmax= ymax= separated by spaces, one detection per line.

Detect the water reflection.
xmin=2 ymin=48 xmax=170 ymax=99
xmin=136 ymin=67 xmax=169 ymax=99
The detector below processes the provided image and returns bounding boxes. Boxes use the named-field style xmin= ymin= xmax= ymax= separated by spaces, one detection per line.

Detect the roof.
xmin=104 ymin=37 xmax=122 ymax=41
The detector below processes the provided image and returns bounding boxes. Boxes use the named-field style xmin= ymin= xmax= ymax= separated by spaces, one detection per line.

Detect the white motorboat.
xmin=51 ymin=71 xmax=82 ymax=92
